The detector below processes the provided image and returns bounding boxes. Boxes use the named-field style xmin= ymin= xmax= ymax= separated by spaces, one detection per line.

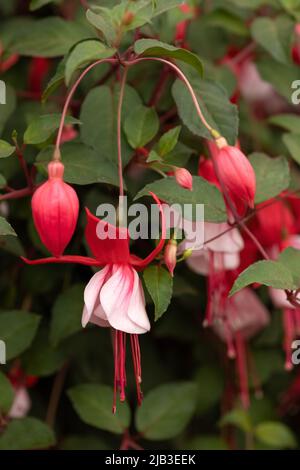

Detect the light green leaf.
xmin=36 ymin=142 xmax=119 ymax=187
xmin=24 ymin=114 xmax=80 ymax=145
xmin=42 ymin=58 xmax=66 ymax=103
xmin=0 ymin=371 xmax=14 ymax=414
xmin=220 ymin=408 xmax=252 ymax=433
xmin=124 ymin=105 xmax=159 ymax=149
xmin=282 ymin=133 xmax=300 ymax=164
xmin=143 ymin=266 xmax=173 ymax=321
xmin=68 ymin=384 xmax=131 ymax=434
xmin=29 ymin=0 xmax=59 ymax=11
xmin=230 ymin=260 xmax=297 ymax=296
xmin=279 ymin=247 xmax=300 ymax=285
xmin=249 ymin=153 xmax=290 ymax=203
xmin=172 ymin=78 xmax=238 ymax=145
xmin=135 ymin=176 xmax=227 ymax=223
xmin=65 ymin=40 xmax=116 ymax=85
xmin=0 ymin=418 xmax=55 ymax=450
xmin=135 ymin=382 xmax=197 ymax=440
xmin=269 ymin=114 xmax=300 ymax=134
xmin=255 ymin=422 xmax=297 ymax=449
xmin=251 ymin=16 xmax=294 ymax=64
xmin=50 ymin=284 xmax=84 ymax=346
xmin=0 ymin=140 xmax=15 ymax=158
xmin=0 ymin=311 xmax=41 ymax=360
xmin=0 ymin=217 xmax=16 ymax=237
xmin=0 ymin=174 xmax=7 ymax=188
xmin=134 ymin=39 xmax=203 ymax=77
xmin=157 ymin=126 xmax=181 ymax=157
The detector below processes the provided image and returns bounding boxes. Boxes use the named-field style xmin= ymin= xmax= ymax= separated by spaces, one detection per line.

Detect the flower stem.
xmin=117 ymin=67 xmax=128 ymax=198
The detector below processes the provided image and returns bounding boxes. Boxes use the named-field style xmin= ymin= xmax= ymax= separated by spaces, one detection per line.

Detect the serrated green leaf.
xmin=135 ymin=382 xmax=197 ymax=440
xmin=65 ymin=40 xmax=116 ymax=85
xmin=255 ymin=422 xmax=297 ymax=449
xmin=68 ymin=384 xmax=130 ymax=434
xmin=230 ymin=260 xmax=297 ymax=296
xmin=251 ymin=16 xmax=294 ymax=64
xmin=135 ymin=176 xmax=227 ymax=223
xmin=0 ymin=217 xmax=16 ymax=237
xmin=172 ymin=78 xmax=238 ymax=145
xmin=50 ymin=284 xmax=84 ymax=346
xmin=134 ymin=39 xmax=203 ymax=77
xmin=249 ymin=153 xmax=290 ymax=203
xmin=0 ymin=418 xmax=55 ymax=450
xmin=143 ymin=266 xmax=173 ymax=321
xmin=0 ymin=140 xmax=15 ymax=158
xmin=0 ymin=311 xmax=41 ymax=360
xmin=36 ymin=142 xmax=119 ymax=186
xmin=24 ymin=114 xmax=80 ymax=145
xmin=124 ymin=105 xmax=159 ymax=149
xmin=157 ymin=126 xmax=181 ymax=157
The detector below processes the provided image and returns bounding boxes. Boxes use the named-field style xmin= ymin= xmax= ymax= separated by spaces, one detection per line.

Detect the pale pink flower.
xmin=9 ymin=387 xmax=31 ymax=419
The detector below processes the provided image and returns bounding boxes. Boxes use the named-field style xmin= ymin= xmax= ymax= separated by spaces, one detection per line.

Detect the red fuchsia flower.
xmin=174 ymin=167 xmax=193 ymax=191
xmin=60 ymin=124 xmax=78 ymax=144
xmin=204 ymin=140 xmax=256 ymax=218
xmin=164 ymin=239 xmax=177 ymax=276
xmin=28 ymin=57 xmax=51 ymax=93
xmin=31 ymin=161 xmax=79 ymax=257
xmin=213 ymin=288 xmax=270 ymax=408
xmin=174 ymin=3 xmax=200 ymax=48
xmin=23 ymin=193 xmax=166 ymax=411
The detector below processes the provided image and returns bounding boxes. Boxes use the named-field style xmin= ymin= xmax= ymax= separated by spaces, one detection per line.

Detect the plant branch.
xmin=46 ymin=361 xmax=69 ymax=429
xmin=117 ymin=67 xmax=128 ymax=198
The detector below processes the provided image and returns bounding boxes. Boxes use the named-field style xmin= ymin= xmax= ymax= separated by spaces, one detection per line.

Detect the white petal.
xmin=127 ymin=269 xmax=150 ymax=332
xmin=82 ymin=266 xmax=110 ymax=327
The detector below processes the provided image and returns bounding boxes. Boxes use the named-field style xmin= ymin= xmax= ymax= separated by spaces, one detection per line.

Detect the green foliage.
xmin=0 ymin=418 xmax=55 ymax=450
xmin=143 ymin=265 xmax=173 ymax=320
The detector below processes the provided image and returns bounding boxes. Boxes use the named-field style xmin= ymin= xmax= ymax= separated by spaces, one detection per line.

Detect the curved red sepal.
xmin=21 ymin=255 xmax=102 ymax=266
xmin=130 ymin=192 xmax=166 ymax=269
xmin=85 ymin=208 xmax=131 ymax=265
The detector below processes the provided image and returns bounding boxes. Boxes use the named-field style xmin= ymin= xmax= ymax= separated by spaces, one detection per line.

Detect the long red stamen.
xmin=235 ymin=331 xmax=249 ymax=409
xmin=130 ymin=335 xmax=143 ymax=406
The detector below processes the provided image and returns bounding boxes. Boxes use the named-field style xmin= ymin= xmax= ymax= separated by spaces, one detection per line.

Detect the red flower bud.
xmin=32 ymin=161 xmax=79 ymax=257
xmin=174 ymin=167 xmax=193 ymax=191
xmin=164 ymin=239 xmax=177 ymax=277
xmin=215 ymin=145 xmax=256 ymax=216
xmin=122 ymin=11 xmax=135 ymax=26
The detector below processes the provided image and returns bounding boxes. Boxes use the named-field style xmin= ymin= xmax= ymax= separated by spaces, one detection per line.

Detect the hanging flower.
xmin=174 ymin=167 xmax=193 ymax=191
xmin=23 ymin=193 xmax=165 ymax=411
xmin=31 ymin=161 xmax=79 ymax=257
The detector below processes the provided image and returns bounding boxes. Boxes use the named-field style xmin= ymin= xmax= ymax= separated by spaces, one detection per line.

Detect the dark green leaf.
xmin=0 ymin=140 xmax=15 ymax=158
xmin=0 ymin=371 xmax=14 ymax=414
xmin=143 ymin=266 xmax=173 ymax=321
xmin=157 ymin=126 xmax=181 ymax=157
xmin=0 ymin=418 xmax=55 ymax=450
xmin=124 ymin=105 xmax=159 ymax=149
xmin=0 ymin=217 xmax=16 ymax=237
xmin=0 ymin=311 xmax=40 ymax=360
xmin=24 ymin=114 xmax=81 ymax=145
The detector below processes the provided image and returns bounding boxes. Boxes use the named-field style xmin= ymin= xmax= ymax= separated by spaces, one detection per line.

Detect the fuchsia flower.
xmin=164 ymin=239 xmax=177 ymax=277
xmin=24 ymin=192 xmax=165 ymax=411
xmin=174 ymin=167 xmax=193 ymax=191
xmin=31 ymin=161 xmax=79 ymax=257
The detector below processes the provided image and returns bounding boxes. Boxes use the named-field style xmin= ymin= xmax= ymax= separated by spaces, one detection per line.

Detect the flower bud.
xmin=122 ymin=11 xmax=135 ymax=26
xmin=215 ymin=145 xmax=256 ymax=216
xmin=164 ymin=239 xmax=177 ymax=276
xmin=31 ymin=161 xmax=79 ymax=257
xmin=174 ymin=167 xmax=193 ymax=191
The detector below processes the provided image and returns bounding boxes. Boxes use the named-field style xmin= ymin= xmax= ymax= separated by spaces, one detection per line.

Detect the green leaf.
xmin=86 ymin=9 xmax=117 ymax=46
xmin=0 ymin=311 xmax=41 ymax=360
xmin=0 ymin=217 xmax=16 ymax=237
xmin=50 ymin=284 xmax=85 ymax=346
xmin=172 ymin=78 xmax=238 ymax=145
xmin=249 ymin=153 xmax=290 ymax=203
xmin=8 ymin=18 xmax=95 ymax=57
xmin=230 ymin=260 xmax=297 ymax=296
xmin=257 ymin=57 xmax=299 ymax=100
xmin=143 ymin=266 xmax=173 ymax=321
xmin=157 ymin=126 xmax=181 ymax=157
xmin=36 ymin=142 xmax=119 ymax=187
xmin=68 ymin=384 xmax=131 ymax=434
xmin=134 ymin=39 xmax=203 ymax=77
xmin=251 ymin=16 xmax=294 ymax=64
xmin=279 ymin=247 xmax=300 ymax=285
xmin=282 ymin=133 xmax=300 ymax=164
xmin=80 ymin=85 xmax=142 ymax=166
xmin=220 ymin=408 xmax=252 ymax=433
xmin=269 ymin=114 xmax=300 ymax=134
xmin=124 ymin=105 xmax=159 ymax=149
xmin=22 ymin=326 xmax=66 ymax=377
xmin=135 ymin=382 xmax=197 ymax=440
xmin=0 ymin=140 xmax=15 ymax=158
xmin=135 ymin=176 xmax=227 ymax=223
xmin=65 ymin=40 xmax=116 ymax=85
xmin=42 ymin=58 xmax=66 ymax=103
xmin=29 ymin=0 xmax=59 ymax=10
xmin=204 ymin=9 xmax=249 ymax=36
xmin=24 ymin=114 xmax=81 ymax=145
xmin=0 ymin=174 xmax=7 ymax=189
xmin=0 ymin=418 xmax=55 ymax=450
xmin=255 ymin=422 xmax=297 ymax=449
xmin=0 ymin=371 xmax=14 ymax=414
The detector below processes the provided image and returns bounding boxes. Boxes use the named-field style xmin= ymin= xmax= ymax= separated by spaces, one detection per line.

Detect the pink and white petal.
xmin=269 ymin=287 xmax=294 ymax=309
xmin=186 ymin=251 xmax=210 ymax=275
xmin=221 ymin=252 xmax=241 ymax=271
xmin=82 ymin=266 xmax=110 ymax=327
xmin=205 ymin=223 xmax=244 ymax=253
xmin=100 ymin=264 xmax=146 ymax=334
xmin=127 ymin=270 xmax=150 ymax=333
xmin=9 ymin=387 xmax=31 ymax=419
